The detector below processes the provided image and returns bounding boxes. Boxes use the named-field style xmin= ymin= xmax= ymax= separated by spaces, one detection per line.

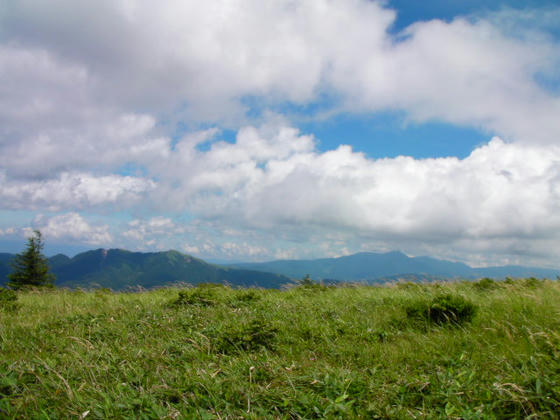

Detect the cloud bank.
xmin=0 ymin=0 xmax=559 ymax=265
xmin=149 ymin=125 xmax=560 ymax=265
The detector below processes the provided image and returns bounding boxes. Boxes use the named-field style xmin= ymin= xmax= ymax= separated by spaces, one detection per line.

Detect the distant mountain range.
xmin=1 ymin=249 xmax=558 ymax=290
xmin=232 ymin=251 xmax=559 ymax=282
xmin=0 ymin=249 xmax=290 ymax=290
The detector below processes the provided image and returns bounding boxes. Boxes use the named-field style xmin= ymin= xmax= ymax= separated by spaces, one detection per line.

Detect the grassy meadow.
xmin=1 ymin=279 xmax=559 ymax=419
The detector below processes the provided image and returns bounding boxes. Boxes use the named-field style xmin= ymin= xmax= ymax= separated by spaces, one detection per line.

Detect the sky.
xmin=1 ymin=0 xmax=560 ymax=267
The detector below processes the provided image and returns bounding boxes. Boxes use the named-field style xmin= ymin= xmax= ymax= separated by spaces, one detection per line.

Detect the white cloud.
xmin=123 ymin=217 xmax=181 ymax=244
xmin=0 ymin=172 xmax=155 ymax=210
xmin=182 ymin=244 xmax=200 ymax=255
xmin=33 ymin=213 xmax=112 ymax=245
xmin=0 ymin=227 xmax=15 ymax=236
xmin=0 ymin=1 xmax=558 ymax=147
xmin=0 ymin=1 xmax=559 ymax=265
xmin=0 ymin=44 xmax=170 ymax=178
xmin=137 ymin=123 xmax=560 ymax=265
xmin=3 ymin=118 xmax=560 ymax=265
xmin=220 ymin=242 xmax=270 ymax=258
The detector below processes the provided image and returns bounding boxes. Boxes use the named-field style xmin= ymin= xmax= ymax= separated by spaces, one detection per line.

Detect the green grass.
xmin=1 ymin=279 xmax=559 ymax=419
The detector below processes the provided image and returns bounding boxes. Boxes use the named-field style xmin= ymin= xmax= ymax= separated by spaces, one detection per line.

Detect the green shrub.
xmin=196 ymin=282 xmax=228 ymax=289
xmin=523 ymin=277 xmax=543 ymax=288
xmin=406 ymin=294 xmax=477 ymax=326
xmin=215 ymin=318 xmax=278 ymax=353
xmin=0 ymin=288 xmax=19 ymax=312
xmin=473 ymin=277 xmax=498 ymax=291
xmin=229 ymin=289 xmax=261 ymax=307
xmin=503 ymin=276 xmax=516 ymax=285
xmin=396 ymin=282 xmax=421 ymax=290
xmin=93 ymin=287 xmax=113 ymax=301
xmin=173 ymin=288 xmax=217 ymax=306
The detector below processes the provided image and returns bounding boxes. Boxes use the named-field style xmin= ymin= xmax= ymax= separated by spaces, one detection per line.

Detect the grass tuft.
xmin=214 ymin=318 xmax=278 ymax=354
xmin=172 ymin=287 xmax=220 ymax=306
xmin=0 ymin=288 xmax=19 ymax=312
xmin=405 ymin=293 xmax=477 ymax=325
xmin=473 ymin=277 xmax=499 ymax=291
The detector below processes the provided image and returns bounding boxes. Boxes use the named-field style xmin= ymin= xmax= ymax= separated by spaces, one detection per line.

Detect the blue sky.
xmin=1 ymin=0 xmax=560 ymax=267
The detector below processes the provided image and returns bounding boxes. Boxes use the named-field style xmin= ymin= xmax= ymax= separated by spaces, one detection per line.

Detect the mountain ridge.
xmin=1 ymin=249 xmax=558 ymax=290
xmin=0 ymin=248 xmax=290 ymax=290
xmin=232 ymin=251 xmax=559 ymax=282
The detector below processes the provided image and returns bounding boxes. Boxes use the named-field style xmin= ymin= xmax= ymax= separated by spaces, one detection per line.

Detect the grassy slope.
xmin=1 ymin=280 xmax=559 ymax=419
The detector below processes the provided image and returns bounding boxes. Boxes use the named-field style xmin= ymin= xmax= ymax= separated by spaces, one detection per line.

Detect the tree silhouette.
xmin=299 ymin=274 xmax=314 ymax=287
xmin=8 ymin=230 xmax=55 ymax=289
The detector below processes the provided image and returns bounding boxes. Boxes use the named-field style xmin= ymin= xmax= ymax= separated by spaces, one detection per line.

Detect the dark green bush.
xmin=523 ymin=277 xmax=543 ymax=289
xmin=228 ymin=289 xmax=261 ymax=307
xmin=173 ymin=287 xmax=218 ymax=306
xmin=216 ymin=318 xmax=278 ymax=353
xmin=473 ymin=277 xmax=498 ymax=291
xmin=235 ymin=289 xmax=260 ymax=302
xmin=503 ymin=276 xmax=516 ymax=285
xmin=406 ymin=294 xmax=477 ymax=326
xmin=396 ymin=282 xmax=421 ymax=290
xmin=94 ymin=287 xmax=113 ymax=301
xmin=196 ymin=282 xmax=228 ymax=289
xmin=0 ymin=288 xmax=19 ymax=312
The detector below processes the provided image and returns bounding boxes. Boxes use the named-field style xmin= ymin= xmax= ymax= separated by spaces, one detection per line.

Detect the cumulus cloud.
xmin=0 ymin=172 xmax=155 ymax=210
xmin=137 ymin=123 xmax=560 ymax=264
xmin=3 ymin=120 xmax=560 ymax=265
xmin=1 ymin=1 xmax=560 ymax=265
xmin=32 ymin=213 xmax=112 ymax=245
xmin=123 ymin=217 xmax=183 ymax=246
xmin=0 ymin=0 xmax=558 ymax=147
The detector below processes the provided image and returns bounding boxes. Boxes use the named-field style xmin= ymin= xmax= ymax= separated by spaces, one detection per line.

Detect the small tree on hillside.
xmin=7 ymin=230 xmax=55 ymax=289
xmin=299 ymin=274 xmax=315 ymax=287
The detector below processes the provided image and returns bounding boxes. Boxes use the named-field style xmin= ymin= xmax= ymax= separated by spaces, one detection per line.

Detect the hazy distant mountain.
xmin=0 ymin=249 xmax=290 ymax=290
xmin=233 ymin=251 xmax=559 ymax=282
xmin=0 ymin=253 xmax=12 ymax=282
xmin=1 ymin=249 xmax=558 ymax=290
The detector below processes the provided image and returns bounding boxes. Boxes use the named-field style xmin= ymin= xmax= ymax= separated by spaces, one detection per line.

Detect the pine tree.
xmin=7 ymin=230 xmax=55 ymax=289
xmin=299 ymin=274 xmax=314 ymax=287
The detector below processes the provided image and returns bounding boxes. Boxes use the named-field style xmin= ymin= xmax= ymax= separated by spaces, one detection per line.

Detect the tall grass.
xmin=1 ymin=279 xmax=559 ymax=418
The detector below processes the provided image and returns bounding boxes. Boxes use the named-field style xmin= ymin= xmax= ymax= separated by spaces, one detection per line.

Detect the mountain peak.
xmin=233 ymin=251 xmax=558 ymax=281
xmin=0 ymin=248 xmax=290 ymax=290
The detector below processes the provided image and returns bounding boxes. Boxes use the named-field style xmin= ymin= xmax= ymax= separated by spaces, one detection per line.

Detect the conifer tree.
xmin=7 ymin=230 xmax=55 ymax=289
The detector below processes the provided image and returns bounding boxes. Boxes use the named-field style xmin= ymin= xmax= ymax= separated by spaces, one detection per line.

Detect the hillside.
xmin=234 ymin=251 xmax=559 ymax=282
xmin=1 ymin=280 xmax=559 ymax=418
xmin=0 ymin=249 xmax=290 ymax=290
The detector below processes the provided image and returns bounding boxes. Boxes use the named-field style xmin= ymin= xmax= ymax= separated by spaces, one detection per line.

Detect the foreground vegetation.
xmin=1 ymin=279 xmax=559 ymax=419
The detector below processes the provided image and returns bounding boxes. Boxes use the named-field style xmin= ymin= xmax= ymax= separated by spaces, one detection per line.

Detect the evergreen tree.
xmin=7 ymin=230 xmax=55 ymax=289
xmin=299 ymin=274 xmax=314 ymax=287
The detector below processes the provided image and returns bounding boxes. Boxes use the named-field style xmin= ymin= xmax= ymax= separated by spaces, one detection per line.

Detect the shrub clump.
xmin=406 ymin=294 xmax=477 ymax=326
xmin=216 ymin=318 xmax=278 ymax=354
xmin=0 ymin=288 xmax=19 ymax=312
xmin=173 ymin=287 xmax=219 ymax=306
xmin=473 ymin=277 xmax=498 ymax=291
xmin=228 ymin=289 xmax=261 ymax=307
xmin=295 ymin=274 xmax=334 ymax=292
xmin=523 ymin=277 xmax=543 ymax=289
